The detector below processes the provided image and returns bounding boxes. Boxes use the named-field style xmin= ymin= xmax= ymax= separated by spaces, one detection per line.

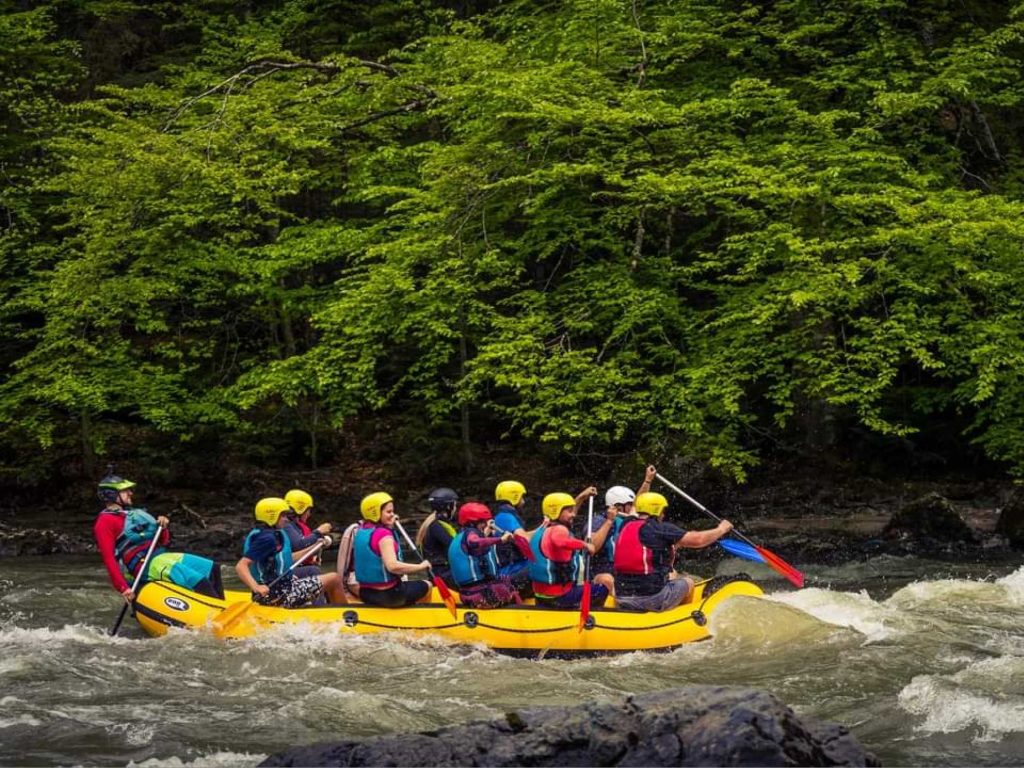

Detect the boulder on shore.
xmin=883 ymin=492 xmax=975 ymax=543
xmin=260 ymin=686 xmax=879 ymax=767
xmin=996 ymin=487 xmax=1024 ymax=549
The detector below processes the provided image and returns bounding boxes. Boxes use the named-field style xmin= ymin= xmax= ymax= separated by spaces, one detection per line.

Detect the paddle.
xmin=109 ymin=524 xmax=164 ymax=637
xmin=394 ymin=521 xmax=458 ymax=619
xmin=655 ymin=473 xmax=804 ymax=588
xmin=212 ymin=538 xmax=327 ymax=639
xmin=493 ymin=524 xmax=536 ymax=562
xmin=578 ymin=496 xmax=595 ymax=633
xmin=718 ymin=537 xmax=766 ymax=564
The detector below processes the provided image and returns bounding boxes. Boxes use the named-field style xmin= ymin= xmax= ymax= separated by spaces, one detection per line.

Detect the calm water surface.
xmin=1 ymin=553 xmax=1023 ymax=766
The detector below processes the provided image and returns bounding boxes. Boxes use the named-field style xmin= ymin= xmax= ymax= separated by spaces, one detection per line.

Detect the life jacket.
xmin=113 ymin=508 xmax=164 ymax=576
xmin=528 ymin=523 xmax=579 ymax=587
xmin=613 ymin=519 xmax=656 ymax=575
xmin=243 ymin=527 xmax=293 ymax=585
xmin=416 ymin=514 xmax=457 ymax=551
xmin=353 ymin=524 xmax=403 ymax=588
xmin=418 ymin=516 xmax=457 ymax=567
xmin=448 ymin=529 xmax=499 ymax=587
xmin=596 ymin=514 xmax=629 ymax=565
xmin=493 ymin=503 xmax=525 ymax=567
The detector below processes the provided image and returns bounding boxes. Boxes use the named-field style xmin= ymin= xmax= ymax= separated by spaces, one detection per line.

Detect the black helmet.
xmin=428 ymin=487 xmax=459 ymax=517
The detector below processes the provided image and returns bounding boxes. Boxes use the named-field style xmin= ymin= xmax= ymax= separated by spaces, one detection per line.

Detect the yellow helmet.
xmin=541 ymin=492 xmax=575 ymax=521
xmin=495 ymin=480 xmax=526 ymax=505
xmin=285 ymin=489 xmax=314 ymax=514
xmin=361 ymin=491 xmax=393 ymax=523
xmin=636 ymin=492 xmax=669 ymax=517
xmin=255 ymin=497 xmax=290 ymax=527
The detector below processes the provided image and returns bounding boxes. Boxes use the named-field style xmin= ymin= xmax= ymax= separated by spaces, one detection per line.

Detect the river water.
xmin=1 ymin=553 xmax=1023 ymax=767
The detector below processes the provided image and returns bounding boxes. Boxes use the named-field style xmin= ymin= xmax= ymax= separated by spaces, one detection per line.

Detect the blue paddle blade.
xmin=719 ymin=537 xmax=766 ymax=563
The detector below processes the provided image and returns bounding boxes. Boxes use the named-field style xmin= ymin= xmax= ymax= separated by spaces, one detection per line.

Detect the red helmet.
xmin=457 ymin=502 xmax=492 ymax=526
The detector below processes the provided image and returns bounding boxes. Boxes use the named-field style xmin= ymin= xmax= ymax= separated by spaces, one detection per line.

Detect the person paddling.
xmin=492 ymin=480 xmax=535 ymax=594
xmin=529 ymin=490 xmax=615 ymax=610
xmin=94 ymin=472 xmax=223 ymax=602
xmin=415 ymin=487 xmax=459 ymax=581
xmin=235 ymin=498 xmax=347 ymax=607
xmin=613 ymin=492 xmax=733 ymax=612
xmin=352 ymin=492 xmax=432 ymax=607
xmin=282 ymin=489 xmax=334 ymax=605
xmin=578 ymin=465 xmax=657 ymax=598
xmin=447 ymin=502 xmax=522 ymax=608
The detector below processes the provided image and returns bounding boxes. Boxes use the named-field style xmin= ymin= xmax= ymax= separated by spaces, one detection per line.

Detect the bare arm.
xmin=636 ymin=465 xmax=657 ymax=496
xmin=678 ymin=521 xmax=733 ymax=549
xmin=292 ymin=541 xmax=326 ymax=563
xmin=573 ymin=486 xmax=597 ymax=512
xmin=589 ymin=508 xmax=619 ymax=551
xmin=379 ymin=536 xmax=430 ymax=576
xmin=235 ymin=557 xmax=269 ymax=596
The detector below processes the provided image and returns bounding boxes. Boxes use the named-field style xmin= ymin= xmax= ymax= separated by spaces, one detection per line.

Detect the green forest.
xmin=3 ymin=0 xmax=1024 ymax=488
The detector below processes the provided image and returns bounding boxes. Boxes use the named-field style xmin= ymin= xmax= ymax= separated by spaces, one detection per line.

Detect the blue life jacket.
xmin=243 ymin=528 xmax=293 ymax=585
xmin=113 ymin=508 xmax=165 ymax=575
xmin=528 ymin=524 xmax=579 ymax=586
xmin=595 ymin=514 xmax=628 ymax=566
xmin=493 ymin=503 xmax=525 ymax=567
xmin=448 ymin=529 xmax=499 ymax=587
xmin=353 ymin=524 xmax=402 ymax=587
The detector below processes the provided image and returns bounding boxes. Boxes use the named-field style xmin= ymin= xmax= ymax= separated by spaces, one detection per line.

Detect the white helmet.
xmin=605 ymin=486 xmax=636 ymax=507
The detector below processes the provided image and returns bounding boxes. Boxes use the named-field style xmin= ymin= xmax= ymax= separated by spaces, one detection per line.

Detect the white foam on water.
xmin=128 ymin=751 xmax=263 ymax=768
xmin=0 ymin=714 xmax=42 ymax=729
xmin=898 ymin=655 xmax=1024 ymax=740
xmin=764 ymin=587 xmax=896 ymax=642
xmin=109 ymin=720 xmax=158 ymax=747
xmin=0 ymin=623 xmax=129 ymax=647
xmin=0 ymin=656 xmax=31 ymax=674
xmin=996 ymin=565 xmax=1024 ymax=605
xmin=887 ymin=577 xmax=1004 ymax=613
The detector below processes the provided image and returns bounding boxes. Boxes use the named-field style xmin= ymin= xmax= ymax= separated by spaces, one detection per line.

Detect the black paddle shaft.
xmin=654 ymin=473 xmax=758 ymax=550
xmin=109 ymin=523 xmax=165 ymax=637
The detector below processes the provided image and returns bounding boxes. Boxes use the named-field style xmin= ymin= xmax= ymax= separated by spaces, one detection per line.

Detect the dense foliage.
xmin=3 ymin=0 xmax=1024 ymax=484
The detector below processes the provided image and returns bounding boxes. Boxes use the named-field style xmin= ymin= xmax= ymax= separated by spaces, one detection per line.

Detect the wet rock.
xmin=0 ymin=522 xmax=87 ymax=556
xmin=260 ymin=686 xmax=879 ymax=767
xmin=883 ymin=492 xmax=975 ymax=544
xmin=996 ymin=487 xmax=1024 ymax=549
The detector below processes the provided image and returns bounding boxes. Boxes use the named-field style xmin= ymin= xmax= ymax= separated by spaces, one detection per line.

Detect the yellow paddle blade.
xmin=211 ymin=600 xmax=254 ymax=639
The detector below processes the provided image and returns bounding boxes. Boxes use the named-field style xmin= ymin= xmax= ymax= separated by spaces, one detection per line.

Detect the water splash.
xmin=899 ymin=655 xmax=1024 ymax=740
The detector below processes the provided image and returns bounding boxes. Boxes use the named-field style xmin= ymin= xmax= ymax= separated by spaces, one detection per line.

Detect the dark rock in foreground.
xmin=260 ymin=686 xmax=879 ymax=767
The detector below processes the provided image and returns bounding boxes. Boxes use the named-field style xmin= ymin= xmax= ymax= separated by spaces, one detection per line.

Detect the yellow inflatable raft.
xmin=132 ymin=574 xmax=762 ymax=655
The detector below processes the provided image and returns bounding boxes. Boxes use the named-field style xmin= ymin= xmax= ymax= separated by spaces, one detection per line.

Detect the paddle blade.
xmin=755 ymin=545 xmax=804 ymax=588
xmin=211 ymin=600 xmax=253 ymax=639
xmin=718 ymin=538 xmax=765 ymax=564
xmin=513 ymin=534 xmax=535 ymax=562
xmin=434 ymin=576 xmax=458 ymax=618
xmin=578 ymin=582 xmax=591 ymax=633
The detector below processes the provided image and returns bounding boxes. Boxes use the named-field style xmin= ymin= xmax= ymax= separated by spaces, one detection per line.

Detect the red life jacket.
xmin=613 ymin=519 xmax=655 ymax=575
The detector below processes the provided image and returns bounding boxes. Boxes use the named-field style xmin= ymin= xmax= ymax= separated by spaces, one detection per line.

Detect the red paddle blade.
xmin=434 ymin=576 xmax=458 ymax=618
xmin=577 ymin=582 xmax=591 ymax=633
xmin=755 ymin=545 xmax=804 ymax=588
xmin=513 ymin=534 xmax=536 ymax=562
